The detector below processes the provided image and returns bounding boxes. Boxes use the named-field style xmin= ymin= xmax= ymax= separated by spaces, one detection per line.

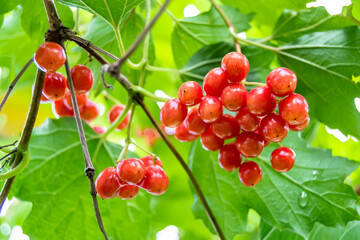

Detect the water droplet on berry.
xmin=298 ymin=191 xmax=309 ymax=207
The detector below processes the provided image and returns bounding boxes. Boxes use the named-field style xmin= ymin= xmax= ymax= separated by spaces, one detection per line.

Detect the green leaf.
xmin=12 ymin=118 xmax=154 ymax=240
xmin=276 ymin=27 xmax=360 ymax=138
xmin=271 ymin=7 xmax=355 ymax=42
xmin=189 ymin=132 xmax=359 ymax=239
xmin=353 ymin=0 xmax=360 ymax=21
xmin=56 ymin=0 xmax=144 ymax=28
xmin=0 ymin=0 xmax=19 ymax=15
xmin=171 ymin=5 xmax=252 ymax=68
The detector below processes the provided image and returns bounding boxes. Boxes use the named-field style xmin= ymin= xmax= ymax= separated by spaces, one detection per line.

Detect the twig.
xmin=0 ymin=150 xmax=17 ymax=162
xmin=43 ymin=0 xmax=62 ymax=31
xmin=0 ymin=58 xmax=34 ymax=113
xmin=0 ymin=140 xmax=18 ymax=150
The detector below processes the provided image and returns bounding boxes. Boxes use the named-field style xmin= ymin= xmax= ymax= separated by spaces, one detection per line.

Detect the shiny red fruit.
xmin=43 ymin=72 xmax=67 ymax=101
xmin=247 ymin=86 xmax=277 ymax=116
xmin=95 ymin=167 xmax=120 ymax=199
xmin=160 ymin=99 xmax=188 ymax=127
xmin=271 ymin=147 xmax=296 ymax=172
xmin=198 ymin=96 xmax=223 ymax=123
xmin=218 ymin=143 xmax=242 ymax=172
xmin=200 ymin=127 xmax=224 ymax=151
xmin=64 ymin=91 xmax=88 ymax=108
xmin=93 ymin=126 xmax=106 ymax=134
xmin=41 ymin=92 xmax=51 ymax=103
xmin=175 ymin=122 xmax=199 ymax=142
xmin=79 ymin=101 xmax=99 ymax=122
xmin=203 ymin=67 xmax=228 ymax=97
xmin=138 ymin=165 xmax=169 ymax=195
xmin=140 ymin=155 xmax=163 ymax=168
xmin=235 ymin=107 xmax=260 ymax=132
xmin=279 ymin=93 xmax=309 ymax=125
xmin=34 ymin=42 xmax=66 ymax=72
xmin=118 ymin=185 xmax=139 ymax=200
xmin=108 ymin=104 xmax=130 ymax=130
xmin=211 ymin=114 xmax=240 ymax=139
xmin=289 ymin=115 xmax=310 ymax=131
xmin=221 ymin=52 xmax=249 ymax=82
xmin=183 ymin=106 xmax=209 ymax=135
xmin=235 ymin=132 xmax=264 ymax=158
xmin=70 ymin=65 xmax=94 ymax=94
xmin=238 ymin=161 xmax=262 ymax=187
xmin=259 ymin=113 xmax=289 ymax=142
xmin=221 ymin=83 xmax=247 ymax=111
xmin=178 ymin=81 xmax=203 ymax=106
xmin=53 ymin=99 xmax=74 ymax=117
xmin=116 ymin=158 xmax=146 ymax=184
xmin=266 ymin=67 xmax=297 ymax=97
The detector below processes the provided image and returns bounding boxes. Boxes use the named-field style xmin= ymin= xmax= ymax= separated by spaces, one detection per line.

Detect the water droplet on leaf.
xmin=298 ymin=191 xmax=309 ymax=208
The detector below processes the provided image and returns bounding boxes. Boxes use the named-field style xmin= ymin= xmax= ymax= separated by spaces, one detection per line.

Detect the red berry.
xmin=221 ymin=52 xmax=249 ymax=82
xmin=70 ymin=65 xmax=94 ymax=94
xmin=64 ymin=91 xmax=88 ymax=108
xmin=200 ymin=127 xmax=224 ymax=151
xmin=270 ymin=147 xmax=296 ymax=172
xmin=289 ymin=115 xmax=310 ymax=131
xmin=259 ymin=113 xmax=289 ymax=142
xmin=53 ymin=99 xmax=74 ymax=117
xmin=198 ymin=96 xmax=223 ymax=123
xmin=34 ymin=42 xmax=66 ymax=72
xmin=80 ymin=101 xmax=99 ymax=122
xmin=221 ymin=83 xmax=247 ymax=111
xmin=178 ymin=81 xmax=203 ymax=106
xmin=211 ymin=114 xmax=240 ymax=139
xmin=118 ymin=185 xmax=139 ymax=200
xmin=95 ymin=167 xmax=120 ymax=199
xmin=140 ymin=155 xmax=163 ymax=168
xmin=183 ymin=107 xmax=209 ymax=135
xmin=279 ymin=93 xmax=309 ymax=125
xmin=41 ymin=92 xmax=51 ymax=103
xmin=235 ymin=107 xmax=260 ymax=132
xmin=116 ymin=158 xmax=146 ymax=184
xmin=108 ymin=104 xmax=130 ymax=130
xmin=247 ymin=86 xmax=277 ymax=116
xmin=93 ymin=126 xmax=106 ymax=134
xmin=160 ymin=99 xmax=188 ymax=127
xmin=42 ymin=72 xmax=67 ymax=101
xmin=238 ymin=161 xmax=262 ymax=187
xmin=218 ymin=143 xmax=242 ymax=172
xmin=175 ymin=122 xmax=199 ymax=142
xmin=203 ymin=68 xmax=228 ymax=97
xmin=266 ymin=67 xmax=297 ymax=97
xmin=138 ymin=165 xmax=169 ymax=195
xmin=235 ymin=132 xmax=264 ymax=158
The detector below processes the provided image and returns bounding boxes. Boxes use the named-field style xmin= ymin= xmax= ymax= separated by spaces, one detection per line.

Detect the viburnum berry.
xmin=235 ymin=107 xmax=260 ymax=132
xmin=93 ymin=126 xmax=106 ymax=134
xmin=108 ymin=104 xmax=130 ymax=130
xmin=175 ymin=122 xmax=199 ymax=142
xmin=34 ymin=42 xmax=66 ymax=72
xmin=247 ymin=86 xmax=277 ymax=116
xmin=178 ymin=81 xmax=203 ymax=106
xmin=235 ymin=131 xmax=264 ymax=158
xmin=238 ymin=161 xmax=262 ymax=187
xmin=140 ymin=155 xmax=163 ymax=168
xmin=183 ymin=107 xmax=209 ymax=135
xmin=220 ymin=83 xmax=247 ymax=111
xmin=218 ymin=143 xmax=242 ymax=172
xmin=221 ymin=52 xmax=249 ymax=82
xmin=42 ymin=72 xmax=67 ymax=101
xmin=138 ymin=165 xmax=169 ymax=195
xmin=160 ymin=98 xmax=188 ymax=127
xmin=116 ymin=158 xmax=146 ymax=185
xmin=64 ymin=91 xmax=88 ymax=108
xmin=118 ymin=185 xmax=139 ymax=200
xmin=259 ymin=113 xmax=289 ymax=142
xmin=278 ymin=93 xmax=309 ymax=125
xmin=203 ymin=67 xmax=228 ymax=97
xmin=95 ymin=167 xmax=120 ymax=199
xmin=270 ymin=147 xmax=296 ymax=172
xmin=211 ymin=114 xmax=240 ymax=139
xmin=266 ymin=67 xmax=297 ymax=97
xmin=289 ymin=116 xmax=310 ymax=131
xmin=79 ymin=101 xmax=99 ymax=122
xmin=53 ymin=99 xmax=74 ymax=117
xmin=70 ymin=65 xmax=94 ymax=94
xmin=200 ymin=127 xmax=224 ymax=151
xmin=198 ymin=96 xmax=223 ymax=123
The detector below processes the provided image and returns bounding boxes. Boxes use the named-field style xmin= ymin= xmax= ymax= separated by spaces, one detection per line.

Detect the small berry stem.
xmin=277 ymin=142 xmax=283 ymax=147
xmin=243 ymin=81 xmax=266 ymax=87
xmin=133 ymin=86 xmax=170 ymax=102
xmin=129 ymin=140 xmax=157 ymax=158
xmin=102 ymin=91 xmax=121 ymax=104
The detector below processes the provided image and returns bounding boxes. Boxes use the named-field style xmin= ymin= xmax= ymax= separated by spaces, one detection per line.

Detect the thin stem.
xmin=74 ymin=8 xmax=80 ymax=33
xmin=146 ymin=65 xmax=181 ymax=73
xmin=133 ymin=86 xmax=169 ymax=102
xmin=0 ymin=58 xmax=34 ymax=113
xmin=130 ymin=140 xmax=156 ymax=157
xmin=120 ymin=104 xmax=136 ymax=160
xmin=243 ymin=81 xmax=266 ymax=87
xmin=230 ymin=28 xmax=278 ymax=52
xmin=0 ymin=141 xmax=18 ymax=150
xmin=0 ymin=150 xmax=17 ymax=163
xmin=102 ymin=91 xmax=121 ymax=104
xmin=117 ymin=142 xmax=130 ymax=162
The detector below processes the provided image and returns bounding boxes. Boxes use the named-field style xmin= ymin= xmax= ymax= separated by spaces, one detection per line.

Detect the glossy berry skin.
xmin=203 ymin=67 xmax=228 ymax=97
xmin=247 ymin=86 xmax=277 ymax=116
xmin=221 ymin=83 xmax=247 ymax=111
xmin=70 ymin=65 xmax=94 ymax=94
xmin=259 ymin=113 xmax=289 ymax=142
xmin=236 ymin=132 xmax=264 ymax=158
xmin=108 ymin=104 xmax=130 ymax=130
xmin=289 ymin=115 xmax=310 ymax=131
xmin=279 ymin=93 xmax=309 ymax=125
xmin=95 ymin=167 xmax=120 ymax=199
xmin=160 ymin=99 xmax=188 ymax=127
xmin=34 ymin=42 xmax=66 ymax=72
xmin=221 ymin=52 xmax=249 ymax=82
xmin=271 ymin=147 xmax=296 ymax=172
xmin=266 ymin=67 xmax=297 ymax=97
xmin=238 ymin=161 xmax=262 ymax=187
xmin=138 ymin=165 xmax=169 ymax=195
xmin=41 ymin=92 xmax=51 ymax=103
xmin=211 ymin=114 xmax=240 ymax=139
xmin=198 ymin=96 xmax=223 ymax=123
xmin=79 ymin=101 xmax=99 ymax=122
xmin=116 ymin=158 xmax=146 ymax=184
xmin=43 ymin=72 xmax=67 ymax=101
xmin=175 ymin=122 xmax=199 ymax=142
xmin=53 ymin=99 xmax=74 ymax=117
xmin=200 ymin=127 xmax=224 ymax=151
xmin=118 ymin=185 xmax=139 ymax=200
xmin=235 ymin=107 xmax=260 ymax=132
xmin=140 ymin=155 xmax=163 ymax=168
xmin=178 ymin=81 xmax=203 ymax=106
xmin=183 ymin=107 xmax=209 ymax=135
xmin=93 ymin=126 xmax=106 ymax=134
xmin=218 ymin=143 xmax=242 ymax=172
xmin=64 ymin=91 xmax=88 ymax=108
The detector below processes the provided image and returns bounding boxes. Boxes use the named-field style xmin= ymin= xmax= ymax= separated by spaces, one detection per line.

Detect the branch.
xmin=43 ymin=0 xmax=62 ymax=31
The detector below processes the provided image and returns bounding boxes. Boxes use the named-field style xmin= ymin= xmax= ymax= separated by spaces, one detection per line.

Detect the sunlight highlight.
xmin=306 ymin=0 xmax=351 ymax=15
xmin=156 ymin=225 xmax=179 ymax=240
xmin=325 ymin=126 xmax=350 ymax=142
xmin=183 ymin=4 xmax=200 ymax=17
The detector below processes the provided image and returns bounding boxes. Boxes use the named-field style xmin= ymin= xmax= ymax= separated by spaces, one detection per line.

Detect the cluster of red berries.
xmin=160 ymin=52 xmax=309 ymax=187
xmin=95 ymin=155 xmax=169 ymax=200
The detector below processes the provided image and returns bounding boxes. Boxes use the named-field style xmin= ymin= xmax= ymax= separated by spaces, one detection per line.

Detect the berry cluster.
xmin=160 ymin=52 xmax=309 ymax=187
xmin=95 ymin=155 xmax=169 ymax=200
